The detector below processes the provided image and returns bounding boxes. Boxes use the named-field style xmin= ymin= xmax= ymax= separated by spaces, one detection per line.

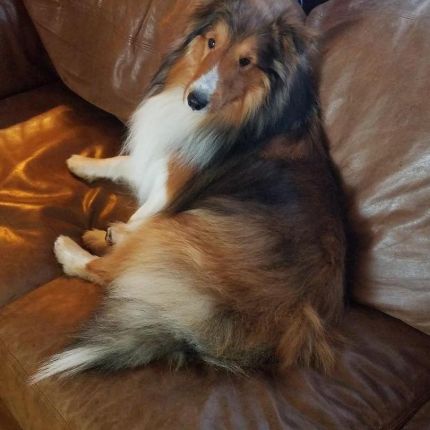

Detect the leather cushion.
xmin=308 ymin=0 xmax=430 ymax=334
xmin=1 ymin=276 xmax=430 ymax=430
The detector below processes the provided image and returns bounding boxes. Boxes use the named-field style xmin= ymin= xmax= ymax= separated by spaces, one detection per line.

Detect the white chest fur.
xmin=123 ymin=88 xmax=206 ymax=204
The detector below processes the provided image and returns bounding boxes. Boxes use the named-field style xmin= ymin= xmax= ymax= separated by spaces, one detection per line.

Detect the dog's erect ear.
xmin=269 ymin=15 xmax=319 ymax=134
xmin=273 ymin=15 xmax=318 ymax=58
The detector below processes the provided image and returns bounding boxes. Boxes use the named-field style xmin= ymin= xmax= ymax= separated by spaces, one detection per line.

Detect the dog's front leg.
xmin=105 ymin=196 xmax=168 ymax=245
xmin=130 ymin=157 xmax=170 ymax=222
xmin=128 ymin=192 xmax=167 ymax=224
xmin=106 ymin=164 xmax=169 ymax=245
xmin=67 ymin=155 xmax=130 ymax=184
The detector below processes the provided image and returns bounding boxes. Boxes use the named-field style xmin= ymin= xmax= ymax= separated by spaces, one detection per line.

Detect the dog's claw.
xmin=105 ymin=227 xmax=113 ymax=245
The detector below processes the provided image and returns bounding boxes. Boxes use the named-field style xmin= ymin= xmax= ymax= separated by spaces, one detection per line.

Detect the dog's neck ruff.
xmin=124 ymin=88 xmax=218 ymax=167
xmin=122 ymin=87 xmax=222 ymax=202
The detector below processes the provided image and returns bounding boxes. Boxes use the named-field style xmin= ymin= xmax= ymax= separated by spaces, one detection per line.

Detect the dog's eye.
xmin=239 ymin=57 xmax=251 ymax=68
xmin=208 ymin=38 xmax=216 ymax=49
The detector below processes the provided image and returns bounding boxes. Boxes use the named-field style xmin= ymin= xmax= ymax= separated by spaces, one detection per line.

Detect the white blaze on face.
xmin=192 ymin=64 xmax=219 ymax=99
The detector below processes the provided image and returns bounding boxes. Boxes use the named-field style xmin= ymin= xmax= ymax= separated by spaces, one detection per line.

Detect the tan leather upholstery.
xmin=0 ymin=0 xmax=55 ymax=99
xmin=0 ymin=0 xmax=429 ymax=428
xmin=309 ymin=0 xmax=430 ymax=334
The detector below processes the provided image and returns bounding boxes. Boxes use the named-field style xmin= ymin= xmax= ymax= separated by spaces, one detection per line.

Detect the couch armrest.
xmin=0 ymin=0 xmax=56 ymax=99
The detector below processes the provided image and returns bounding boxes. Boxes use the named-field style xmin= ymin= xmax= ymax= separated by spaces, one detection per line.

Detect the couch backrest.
xmin=0 ymin=0 xmax=55 ymax=99
xmin=309 ymin=0 xmax=430 ymax=334
xmin=22 ymin=0 xmax=304 ymax=122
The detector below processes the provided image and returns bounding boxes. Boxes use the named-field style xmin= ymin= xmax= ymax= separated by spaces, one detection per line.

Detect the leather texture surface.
xmin=22 ymin=0 xmax=304 ymax=122
xmin=403 ymin=400 xmax=430 ymax=430
xmin=1 ymin=275 xmax=430 ymax=430
xmin=308 ymin=0 xmax=430 ymax=335
xmin=0 ymin=398 xmax=22 ymax=430
xmin=0 ymin=0 xmax=55 ymax=99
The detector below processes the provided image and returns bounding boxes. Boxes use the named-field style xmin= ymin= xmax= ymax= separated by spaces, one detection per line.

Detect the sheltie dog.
xmin=33 ymin=0 xmax=346 ymax=382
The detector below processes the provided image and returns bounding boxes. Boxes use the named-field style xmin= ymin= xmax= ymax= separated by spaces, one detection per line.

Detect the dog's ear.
xmin=270 ymin=16 xmax=319 ymax=134
xmin=145 ymin=1 xmax=215 ymax=98
xmin=273 ymin=15 xmax=318 ymax=59
xmin=186 ymin=0 xmax=219 ymax=38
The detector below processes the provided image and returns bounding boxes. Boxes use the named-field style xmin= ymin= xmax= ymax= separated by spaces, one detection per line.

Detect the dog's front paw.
xmin=54 ymin=235 xmax=92 ymax=277
xmin=66 ymin=155 xmax=95 ymax=182
xmin=82 ymin=229 xmax=108 ymax=255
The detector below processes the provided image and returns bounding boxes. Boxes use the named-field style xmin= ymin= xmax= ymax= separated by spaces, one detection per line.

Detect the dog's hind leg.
xmin=66 ymin=155 xmax=130 ymax=183
xmin=54 ymin=235 xmax=109 ymax=285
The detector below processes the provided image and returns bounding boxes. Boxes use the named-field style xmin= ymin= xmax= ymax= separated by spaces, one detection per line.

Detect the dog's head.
xmin=148 ymin=0 xmax=318 ymax=156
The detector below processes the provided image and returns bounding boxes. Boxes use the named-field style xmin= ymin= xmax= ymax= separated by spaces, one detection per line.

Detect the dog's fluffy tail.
xmin=31 ymin=346 xmax=107 ymax=383
xmin=31 ymin=299 xmax=188 ymax=384
xmin=277 ymin=303 xmax=336 ymax=373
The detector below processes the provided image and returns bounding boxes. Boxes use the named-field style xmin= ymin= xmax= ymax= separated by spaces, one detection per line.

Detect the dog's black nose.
xmin=187 ymin=91 xmax=208 ymax=111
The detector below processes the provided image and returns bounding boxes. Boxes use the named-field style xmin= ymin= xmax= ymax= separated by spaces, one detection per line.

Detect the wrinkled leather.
xmin=308 ymin=0 xmax=430 ymax=335
xmin=0 ymin=83 xmax=134 ymax=306
xmin=0 ymin=0 xmax=55 ymax=99
xmin=403 ymin=401 xmax=430 ymax=430
xmin=1 ymin=276 xmax=430 ymax=430
xmin=22 ymin=0 xmax=304 ymax=122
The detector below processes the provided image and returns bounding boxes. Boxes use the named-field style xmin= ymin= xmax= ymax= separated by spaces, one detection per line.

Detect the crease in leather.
xmin=401 ymin=399 xmax=430 ymax=430
xmin=386 ymin=391 xmax=430 ymax=430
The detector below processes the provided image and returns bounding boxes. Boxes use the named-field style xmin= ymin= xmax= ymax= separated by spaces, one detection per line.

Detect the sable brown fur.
xmin=33 ymin=0 xmax=346 ymax=382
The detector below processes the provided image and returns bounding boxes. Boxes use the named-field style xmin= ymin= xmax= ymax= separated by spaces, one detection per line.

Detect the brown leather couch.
xmin=1 ymin=0 xmax=429 ymax=429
